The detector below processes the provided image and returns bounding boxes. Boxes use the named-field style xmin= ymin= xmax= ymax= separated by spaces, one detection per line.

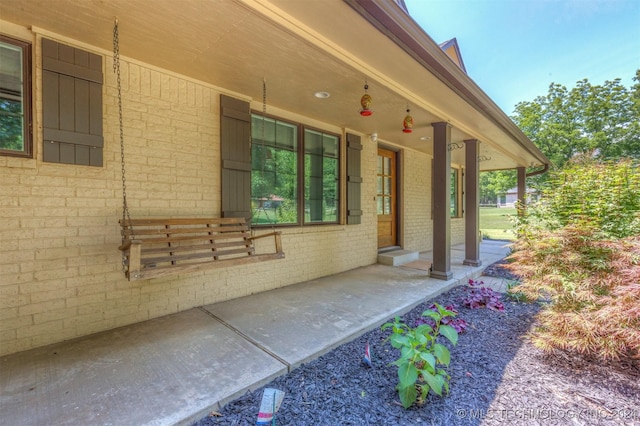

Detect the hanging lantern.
xmin=359 ymin=81 xmax=373 ymax=116
xmin=402 ymin=107 xmax=413 ymax=133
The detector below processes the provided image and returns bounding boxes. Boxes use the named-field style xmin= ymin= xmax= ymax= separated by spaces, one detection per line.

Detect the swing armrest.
xmin=247 ymin=231 xmax=283 ymax=255
xmin=118 ymin=239 xmax=142 ymax=251
xmin=119 ymin=240 xmax=143 ymax=279
xmin=247 ymin=231 xmax=281 ymax=241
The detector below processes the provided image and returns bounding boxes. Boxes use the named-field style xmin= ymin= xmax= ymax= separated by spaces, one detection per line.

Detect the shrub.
xmin=508 ymin=158 xmax=640 ymax=360
xmin=518 ymin=157 xmax=640 ymax=240
xmin=508 ymin=228 xmax=640 ymax=359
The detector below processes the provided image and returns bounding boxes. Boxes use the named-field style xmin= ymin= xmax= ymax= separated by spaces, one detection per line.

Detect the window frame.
xmin=250 ymin=111 xmax=341 ymax=228
xmin=302 ymin=125 xmax=340 ymax=225
xmin=0 ymin=34 xmax=32 ymax=158
xmin=450 ymin=166 xmax=463 ymax=218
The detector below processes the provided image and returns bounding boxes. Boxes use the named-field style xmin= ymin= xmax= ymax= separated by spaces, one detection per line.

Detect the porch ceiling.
xmin=0 ymin=0 xmax=548 ymax=170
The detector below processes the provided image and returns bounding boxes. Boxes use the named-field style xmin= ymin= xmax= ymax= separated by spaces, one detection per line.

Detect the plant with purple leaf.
xmin=462 ymin=287 xmax=505 ymax=311
xmin=415 ymin=304 xmax=468 ymax=334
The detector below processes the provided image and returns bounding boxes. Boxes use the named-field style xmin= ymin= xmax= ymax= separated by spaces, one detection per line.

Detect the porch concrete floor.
xmin=0 ymin=241 xmax=511 ymax=426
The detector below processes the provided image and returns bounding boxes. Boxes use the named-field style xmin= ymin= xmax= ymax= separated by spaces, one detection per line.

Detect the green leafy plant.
xmin=415 ymin=304 xmax=468 ymax=334
xmin=381 ymin=303 xmax=459 ymax=409
xmin=508 ymin=158 xmax=640 ymax=360
xmin=504 ymin=280 xmax=530 ymax=303
xmin=515 ymin=158 xmax=640 ymax=240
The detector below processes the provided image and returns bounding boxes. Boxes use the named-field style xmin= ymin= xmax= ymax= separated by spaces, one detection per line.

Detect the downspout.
xmin=526 ymin=163 xmax=549 ymax=177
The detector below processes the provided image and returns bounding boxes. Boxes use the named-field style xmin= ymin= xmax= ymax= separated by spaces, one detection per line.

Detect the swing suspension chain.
xmin=113 ymin=19 xmax=134 ymax=247
xmin=263 ymin=78 xmax=267 ymax=116
xmin=257 ymin=78 xmax=274 ymax=229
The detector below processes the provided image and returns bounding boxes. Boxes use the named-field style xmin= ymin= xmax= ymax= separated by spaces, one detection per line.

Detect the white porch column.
xmin=463 ymin=139 xmax=481 ymax=267
xmin=431 ymin=122 xmax=452 ymax=280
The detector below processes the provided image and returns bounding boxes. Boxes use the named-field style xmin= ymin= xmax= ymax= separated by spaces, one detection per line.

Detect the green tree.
xmin=520 ymin=157 xmax=640 ymax=239
xmin=0 ymin=99 xmax=24 ymax=151
xmin=511 ymin=70 xmax=640 ymax=172
xmin=480 ymin=170 xmax=516 ymax=204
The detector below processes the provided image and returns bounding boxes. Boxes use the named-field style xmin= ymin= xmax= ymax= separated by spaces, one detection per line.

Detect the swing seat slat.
xmin=119 ymin=217 xmax=284 ymax=281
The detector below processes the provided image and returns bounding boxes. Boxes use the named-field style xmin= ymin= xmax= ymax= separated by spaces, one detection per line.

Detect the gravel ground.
xmin=481 ymin=258 xmax=520 ymax=282
xmin=193 ymin=269 xmax=640 ymax=426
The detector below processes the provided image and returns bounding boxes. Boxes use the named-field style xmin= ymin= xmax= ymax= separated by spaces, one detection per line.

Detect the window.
xmin=451 ymin=168 xmax=459 ymax=217
xmin=346 ymin=133 xmax=363 ymax=224
xmin=251 ymin=116 xmax=298 ymax=224
xmin=0 ymin=35 xmax=32 ymax=157
xmin=304 ymin=129 xmax=339 ymax=223
xmin=251 ymin=114 xmax=340 ymax=226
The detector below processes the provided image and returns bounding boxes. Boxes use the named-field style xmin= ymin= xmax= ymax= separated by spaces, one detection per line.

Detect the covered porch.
xmin=0 ymin=0 xmax=550 ymax=359
xmin=1 ymin=0 xmax=547 ymax=275
xmin=0 ymin=241 xmax=511 ymax=426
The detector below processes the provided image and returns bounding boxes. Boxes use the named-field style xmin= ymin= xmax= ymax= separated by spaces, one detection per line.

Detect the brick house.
xmin=0 ymin=0 xmax=548 ymax=357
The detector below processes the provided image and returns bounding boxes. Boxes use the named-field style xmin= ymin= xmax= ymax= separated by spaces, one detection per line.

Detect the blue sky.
xmin=404 ymin=0 xmax=640 ymax=114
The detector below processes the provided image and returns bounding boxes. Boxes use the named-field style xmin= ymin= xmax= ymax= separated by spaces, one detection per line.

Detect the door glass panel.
xmin=377 ymin=148 xmax=397 ymax=248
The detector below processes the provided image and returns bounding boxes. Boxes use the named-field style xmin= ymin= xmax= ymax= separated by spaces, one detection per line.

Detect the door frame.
xmin=376 ymin=146 xmax=402 ymax=249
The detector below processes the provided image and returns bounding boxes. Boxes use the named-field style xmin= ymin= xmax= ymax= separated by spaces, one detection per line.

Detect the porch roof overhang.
xmin=0 ymin=0 xmax=549 ymax=171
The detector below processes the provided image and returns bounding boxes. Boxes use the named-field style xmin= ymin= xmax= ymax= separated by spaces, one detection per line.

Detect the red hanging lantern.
xmin=359 ymin=81 xmax=373 ymax=116
xmin=402 ymin=107 xmax=413 ymax=133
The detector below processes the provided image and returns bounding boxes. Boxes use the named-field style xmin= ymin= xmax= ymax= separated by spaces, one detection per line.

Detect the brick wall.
xmin=401 ymin=151 xmax=466 ymax=249
xmin=451 ymin=218 xmax=466 ymax=246
xmin=0 ymin=29 xmax=377 ymax=356
xmin=402 ymin=149 xmax=433 ymax=251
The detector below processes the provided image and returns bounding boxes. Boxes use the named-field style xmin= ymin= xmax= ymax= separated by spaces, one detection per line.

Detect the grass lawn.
xmin=480 ymin=207 xmax=517 ymax=241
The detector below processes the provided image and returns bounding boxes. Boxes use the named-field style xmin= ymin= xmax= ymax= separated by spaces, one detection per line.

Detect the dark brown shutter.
xmin=346 ymin=133 xmax=363 ymax=224
xmin=42 ymin=38 xmax=103 ymax=166
xmin=220 ymin=95 xmax=251 ymax=219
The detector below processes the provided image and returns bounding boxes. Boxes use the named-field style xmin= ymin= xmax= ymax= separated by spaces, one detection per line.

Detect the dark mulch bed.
xmin=482 ymin=258 xmax=520 ymax=281
xmin=193 ymin=282 xmax=640 ymax=425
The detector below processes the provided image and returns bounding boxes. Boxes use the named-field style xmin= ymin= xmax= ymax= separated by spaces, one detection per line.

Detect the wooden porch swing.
xmin=113 ymin=20 xmax=284 ymax=281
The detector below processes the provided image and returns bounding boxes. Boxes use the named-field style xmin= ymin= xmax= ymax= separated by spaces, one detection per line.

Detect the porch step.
xmin=377 ymin=249 xmax=419 ymax=266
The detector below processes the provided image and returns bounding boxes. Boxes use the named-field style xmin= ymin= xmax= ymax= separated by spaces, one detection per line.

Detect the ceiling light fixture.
xmin=314 ymin=91 xmax=330 ymax=99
